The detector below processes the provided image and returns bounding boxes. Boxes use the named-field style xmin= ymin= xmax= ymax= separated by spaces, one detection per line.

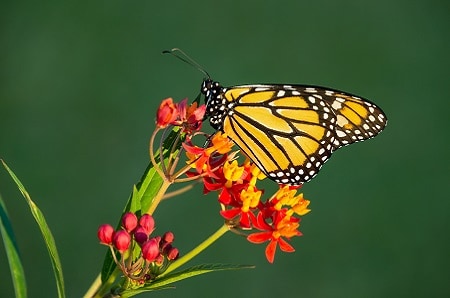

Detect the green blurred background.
xmin=1 ymin=0 xmax=449 ymax=297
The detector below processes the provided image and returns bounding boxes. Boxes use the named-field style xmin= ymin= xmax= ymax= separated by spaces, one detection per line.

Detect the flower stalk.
xmin=160 ymin=223 xmax=230 ymax=277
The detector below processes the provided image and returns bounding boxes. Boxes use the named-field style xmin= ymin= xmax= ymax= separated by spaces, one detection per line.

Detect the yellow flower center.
xmin=240 ymin=186 xmax=262 ymax=213
xmin=223 ymin=160 xmax=245 ymax=188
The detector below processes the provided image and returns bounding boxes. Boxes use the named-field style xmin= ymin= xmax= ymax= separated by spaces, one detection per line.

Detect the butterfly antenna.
xmin=162 ymin=48 xmax=210 ymax=79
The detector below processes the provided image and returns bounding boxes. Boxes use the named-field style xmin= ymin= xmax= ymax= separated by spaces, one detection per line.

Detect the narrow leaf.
xmin=121 ymin=263 xmax=255 ymax=297
xmin=0 ymin=193 xmax=27 ymax=298
xmin=1 ymin=160 xmax=65 ymax=298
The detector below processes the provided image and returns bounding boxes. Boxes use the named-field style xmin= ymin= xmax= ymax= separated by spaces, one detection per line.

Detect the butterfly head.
xmin=200 ymin=79 xmax=227 ymax=130
xmin=201 ymin=79 xmax=220 ymax=101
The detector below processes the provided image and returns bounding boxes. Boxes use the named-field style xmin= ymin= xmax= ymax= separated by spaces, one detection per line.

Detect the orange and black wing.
xmin=218 ymin=84 xmax=387 ymax=185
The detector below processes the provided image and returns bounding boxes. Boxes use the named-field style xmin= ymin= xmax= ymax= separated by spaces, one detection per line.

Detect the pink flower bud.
xmin=133 ymin=227 xmax=149 ymax=245
xmin=113 ymin=230 xmax=131 ymax=253
xmin=97 ymin=224 xmax=114 ymax=245
xmin=155 ymin=254 xmax=164 ymax=265
xmin=153 ymin=236 xmax=161 ymax=245
xmin=121 ymin=212 xmax=138 ymax=232
xmin=161 ymin=243 xmax=172 ymax=254
xmin=139 ymin=214 xmax=155 ymax=235
xmin=162 ymin=231 xmax=174 ymax=244
xmin=167 ymin=247 xmax=179 ymax=261
xmin=142 ymin=238 xmax=160 ymax=262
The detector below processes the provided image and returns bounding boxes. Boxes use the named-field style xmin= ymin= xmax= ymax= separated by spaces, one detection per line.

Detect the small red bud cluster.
xmin=97 ymin=212 xmax=179 ymax=282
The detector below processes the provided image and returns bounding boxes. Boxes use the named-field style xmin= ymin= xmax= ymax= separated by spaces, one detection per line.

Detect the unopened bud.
xmin=97 ymin=224 xmax=114 ymax=245
xmin=121 ymin=212 xmax=138 ymax=232
xmin=167 ymin=247 xmax=179 ymax=261
xmin=142 ymin=238 xmax=160 ymax=262
xmin=162 ymin=231 xmax=174 ymax=244
xmin=139 ymin=214 xmax=155 ymax=235
xmin=134 ymin=227 xmax=149 ymax=245
xmin=113 ymin=230 xmax=131 ymax=253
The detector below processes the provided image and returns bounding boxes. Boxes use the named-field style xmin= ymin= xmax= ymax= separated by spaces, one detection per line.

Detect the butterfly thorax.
xmin=201 ymin=79 xmax=229 ymax=130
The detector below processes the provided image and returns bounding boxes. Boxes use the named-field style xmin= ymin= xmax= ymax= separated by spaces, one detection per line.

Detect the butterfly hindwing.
xmin=318 ymin=91 xmax=388 ymax=150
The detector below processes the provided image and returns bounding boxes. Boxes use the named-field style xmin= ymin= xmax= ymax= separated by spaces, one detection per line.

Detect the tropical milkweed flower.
xmin=150 ymin=97 xmax=312 ymax=263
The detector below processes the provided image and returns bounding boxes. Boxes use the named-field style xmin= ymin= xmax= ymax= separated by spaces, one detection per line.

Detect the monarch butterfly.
xmin=200 ymin=79 xmax=387 ymax=185
xmin=163 ymin=48 xmax=387 ymax=185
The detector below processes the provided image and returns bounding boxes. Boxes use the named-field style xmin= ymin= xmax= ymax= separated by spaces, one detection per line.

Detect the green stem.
xmin=160 ymin=223 xmax=230 ymax=277
xmin=83 ymin=274 xmax=101 ymax=298
xmin=83 ymin=266 xmax=121 ymax=298
xmin=146 ymin=179 xmax=171 ymax=215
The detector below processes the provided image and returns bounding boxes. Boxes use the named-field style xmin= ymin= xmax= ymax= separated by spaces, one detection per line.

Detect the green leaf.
xmin=120 ymin=263 xmax=255 ymax=297
xmin=136 ymin=164 xmax=163 ymax=214
xmin=0 ymin=193 xmax=27 ymax=298
xmin=1 ymin=160 xmax=65 ymax=298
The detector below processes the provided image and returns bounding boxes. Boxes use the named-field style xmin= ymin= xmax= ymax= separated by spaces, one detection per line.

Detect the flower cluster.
xmin=97 ymin=212 xmax=179 ymax=283
xmin=152 ymin=98 xmax=311 ymax=263
xmin=156 ymin=97 xmax=205 ymax=133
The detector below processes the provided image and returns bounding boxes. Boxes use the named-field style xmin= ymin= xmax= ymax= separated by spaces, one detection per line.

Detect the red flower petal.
xmin=218 ymin=188 xmax=232 ymax=204
xmin=156 ymin=98 xmax=178 ymax=128
xmin=278 ymin=237 xmax=295 ymax=253
xmin=265 ymin=239 xmax=278 ymax=263
xmin=239 ymin=212 xmax=251 ymax=229
xmin=182 ymin=142 xmax=205 ymax=155
xmin=177 ymin=98 xmax=188 ymax=121
xmin=253 ymin=212 xmax=273 ymax=231
xmin=247 ymin=232 xmax=272 ymax=244
xmin=220 ymin=208 xmax=241 ymax=220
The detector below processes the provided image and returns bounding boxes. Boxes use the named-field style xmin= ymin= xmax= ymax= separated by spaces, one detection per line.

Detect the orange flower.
xmin=156 ymin=98 xmax=178 ymax=128
xmin=288 ymin=193 xmax=311 ymax=217
xmin=272 ymin=186 xmax=311 ymax=216
xmin=240 ymin=186 xmax=262 ymax=213
xmin=223 ymin=160 xmax=245 ymax=188
xmin=176 ymin=98 xmax=206 ymax=132
xmin=247 ymin=211 xmax=301 ymax=263
xmin=205 ymin=132 xmax=233 ymax=155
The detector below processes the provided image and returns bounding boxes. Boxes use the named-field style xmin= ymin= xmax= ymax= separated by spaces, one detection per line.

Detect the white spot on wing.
xmin=305 ymin=87 xmax=317 ymax=93
xmin=336 ymin=130 xmax=346 ymax=137
xmin=336 ymin=115 xmax=349 ymax=126
xmin=277 ymin=90 xmax=286 ymax=97
xmin=332 ymin=100 xmax=342 ymax=110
